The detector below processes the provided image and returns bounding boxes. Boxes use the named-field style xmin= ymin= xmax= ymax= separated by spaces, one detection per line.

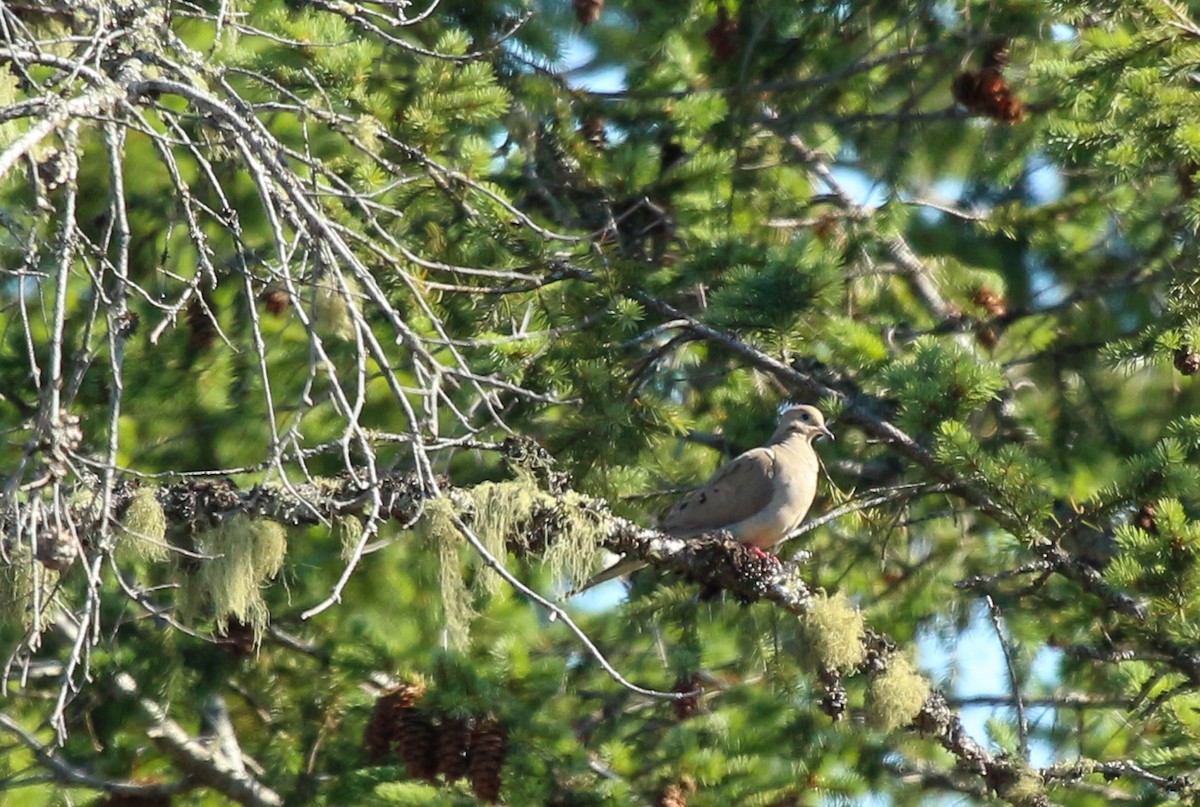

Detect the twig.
xmin=984 ymin=594 xmax=1030 ymax=760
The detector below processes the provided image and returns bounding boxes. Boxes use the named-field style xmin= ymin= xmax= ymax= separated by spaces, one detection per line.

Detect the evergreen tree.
xmin=3 ymin=0 xmax=1200 ymax=804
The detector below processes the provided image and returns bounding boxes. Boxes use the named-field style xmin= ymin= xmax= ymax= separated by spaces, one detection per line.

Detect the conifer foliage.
xmin=4 ymin=0 xmax=1200 ymax=805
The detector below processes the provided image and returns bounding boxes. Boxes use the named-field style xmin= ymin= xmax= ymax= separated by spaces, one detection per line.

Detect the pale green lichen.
xmin=541 ymin=489 xmax=607 ymax=588
xmin=468 ymin=476 xmax=605 ymax=595
xmin=865 ymin=654 xmax=930 ymax=732
xmin=465 ymin=480 xmax=523 ymax=597
xmin=797 ymin=591 xmax=866 ymax=672
xmin=417 ymin=496 xmax=474 ymax=648
xmin=117 ymin=488 xmax=170 ymax=563
xmin=416 ymin=476 xmax=605 ymax=647
xmin=310 ymin=275 xmax=359 ymax=340
xmin=335 ymin=514 xmax=364 ymax=561
xmin=0 ymin=543 xmax=58 ymax=632
xmin=1003 ymin=770 xmax=1046 ymax=806
xmin=183 ymin=514 xmax=288 ymax=643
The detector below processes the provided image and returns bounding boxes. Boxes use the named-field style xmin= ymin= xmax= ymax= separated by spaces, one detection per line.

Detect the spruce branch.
xmin=601 ymin=273 xmax=1147 ymax=623
xmin=0 ymin=711 xmax=192 ymax=798
xmin=113 ymin=671 xmax=284 ymax=807
xmin=30 ymin=471 xmax=1037 ymax=802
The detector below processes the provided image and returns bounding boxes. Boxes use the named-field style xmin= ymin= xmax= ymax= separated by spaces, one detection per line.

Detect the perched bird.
xmin=570 ymin=404 xmax=831 ymax=595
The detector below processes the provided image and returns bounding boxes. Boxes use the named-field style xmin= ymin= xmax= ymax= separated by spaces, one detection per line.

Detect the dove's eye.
xmin=799 ymin=411 xmax=811 ymax=422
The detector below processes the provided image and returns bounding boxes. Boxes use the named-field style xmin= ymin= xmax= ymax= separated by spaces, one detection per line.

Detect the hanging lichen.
xmin=0 ymin=542 xmax=58 ymax=633
xmin=466 ymin=475 xmax=605 ymax=590
xmin=116 ymin=487 xmax=170 ymax=563
xmin=1003 ymin=770 xmax=1047 ymax=807
xmin=797 ymin=591 xmax=866 ymax=673
xmin=310 ymin=273 xmax=359 ymax=340
xmin=540 ymin=490 xmax=606 ymax=589
xmin=865 ymin=654 xmax=930 ymax=732
xmin=417 ymin=495 xmax=475 ymax=648
xmin=335 ymin=514 xmax=365 ymax=561
xmin=464 ymin=481 xmax=520 ymax=597
xmin=182 ymin=513 xmax=288 ymax=642
xmin=416 ymin=476 xmax=605 ymax=647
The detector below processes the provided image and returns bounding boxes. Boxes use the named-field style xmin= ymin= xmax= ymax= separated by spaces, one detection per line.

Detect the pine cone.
xmin=974 ymin=323 xmax=999 ymax=350
xmin=579 ymin=117 xmax=608 ymax=149
xmin=260 ymin=289 xmax=289 ymax=317
xmin=705 ymin=6 xmax=739 ymax=62
xmin=56 ymin=411 xmax=83 ymax=452
xmin=398 ymin=708 xmax=439 ymax=781
xmin=819 ymin=669 xmax=849 ymax=720
xmin=654 ymin=779 xmax=697 ymax=807
xmin=117 ymin=311 xmax=140 ymax=337
xmin=952 ymin=68 xmax=1025 ymax=124
xmin=364 ymin=682 xmax=425 ymax=762
xmin=573 ymin=0 xmax=603 ymax=26
xmin=468 ymin=718 xmax=508 ymax=803
xmin=35 ymin=525 xmax=79 ymax=571
xmin=971 ymin=286 xmax=1008 ymax=318
xmin=812 ymin=213 xmax=844 ymax=247
xmin=672 ymin=675 xmax=702 ymax=721
xmin=994 ymin=94 xmax=1026 ymax=124
xmin=186 ymin=296 xmax=216 ymax=350
xmin=1135 ymin=503 xmax=1157 ymax=533
xmin=436 ymin=716 xmax=472 ymax=781
xmin=1176 ymin=346 xmax=1200 ymax=376
xmin=216 ymin=618 xmax=257 ymax=658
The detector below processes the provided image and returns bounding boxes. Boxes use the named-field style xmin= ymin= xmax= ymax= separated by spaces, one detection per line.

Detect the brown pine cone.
xmin=952 ymin=68 xmax=1025 ymax=124
xmin=216 ymin=618 xmax=258 ymax=659
xmin=468 ymin=718 xmax=509 ymax=803
xmin=705 ymin=6 xmax=739 ymax=63
xmin=186 ymin=296 xmax=216 ymax=350
xmin=974 ymin=323 xmax=999 ymax=350
xmin=436 ymin=716 xmax=472 ymax=781
xmin=1135 ymin=503 xmax=1157 ymax=533
xmin=398 ymin=708 xmax=439 ymax=781
xmin=573 ymin=0 xmax=603 ymax=26
xmin=579 ymin=117 xmax=608 ymax=150
xmin=1175 ymin=346 xmax=1200 ymax=376
xmin=971 ymin=286 xmax=1008 ymax=318
xmin=672 ymin=675 xmax=702 ymax=721
xmin=654 ymin=779 xmax=697 ymax=807
xmin=995 ymin=95 xmax=1026 ymax=123
xmin=260 ymin=289 xmax=289 ymax=316
xmin=364 ymin=682 xmax=425 ymax=762
xmin=35 ymin=525 xmax=79 ymax=571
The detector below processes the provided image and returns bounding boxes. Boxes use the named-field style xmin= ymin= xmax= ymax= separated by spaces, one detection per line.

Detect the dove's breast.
xmin=726 ymin=441 xmax=819 ymax=548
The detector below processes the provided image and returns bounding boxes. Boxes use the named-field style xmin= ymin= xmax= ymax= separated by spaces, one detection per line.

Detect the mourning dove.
xmin=570 ymin=405 xmax=831 ymax=595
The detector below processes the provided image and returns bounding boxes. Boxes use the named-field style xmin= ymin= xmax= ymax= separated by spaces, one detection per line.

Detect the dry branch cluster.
xmin=0 ymin=0 xmax=563 ymax=738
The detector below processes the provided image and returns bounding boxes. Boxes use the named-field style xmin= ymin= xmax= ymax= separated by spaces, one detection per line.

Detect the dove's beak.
xmin=817 ymin=425 xmax=834 ymax=442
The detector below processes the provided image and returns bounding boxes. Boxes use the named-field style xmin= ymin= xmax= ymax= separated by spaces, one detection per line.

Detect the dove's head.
xmin=772 ymin=404 xmax=834 ymax=444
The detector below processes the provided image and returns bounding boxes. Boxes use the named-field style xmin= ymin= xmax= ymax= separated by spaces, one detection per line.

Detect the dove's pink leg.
xmin=748 ymin=546 xmax=781 ymax=564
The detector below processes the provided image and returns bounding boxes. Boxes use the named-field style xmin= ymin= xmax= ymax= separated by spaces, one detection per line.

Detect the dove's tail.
xmin=563 ymin=557 xmax=648 ymax=599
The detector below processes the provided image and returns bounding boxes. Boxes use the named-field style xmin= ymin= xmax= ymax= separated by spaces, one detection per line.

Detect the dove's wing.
xmin=660 ymin=447 xmax=777 ymax=536
xmin=565 ymin=449 xmax=776 ymax=597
